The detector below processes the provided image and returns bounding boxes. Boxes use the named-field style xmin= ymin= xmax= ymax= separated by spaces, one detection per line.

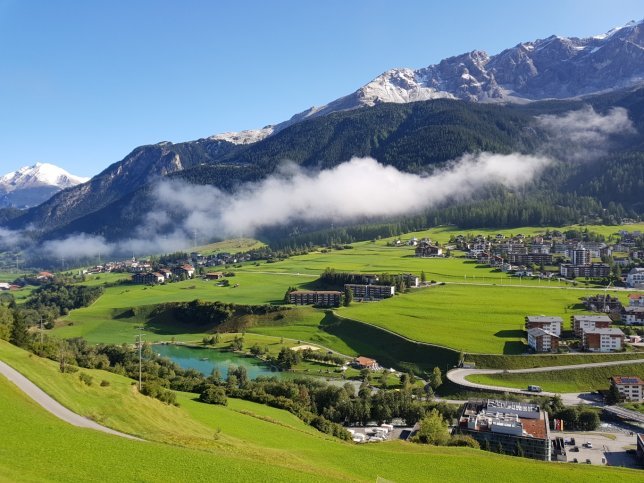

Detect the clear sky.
xmin=1 ymin=0 xmax=642 ymax=177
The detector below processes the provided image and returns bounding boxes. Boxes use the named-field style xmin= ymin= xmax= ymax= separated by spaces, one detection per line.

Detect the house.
xmin=623 ymin=307 xmax=644 ymax=325
xmin=583 ymin=294 xmax=623 ymax=313
xmin=37 ymin=271 xmax=55 ymax=281
xmin=629 ymin=294 xmax=644 ymax=307
xmin=344 ymin=284 xmax=395 ymax=300
xmin=172 ymin=264 xmax=195 ymax=279
xmin=582 ymin=327 xmax=625 ymax=352
xmin=288 ymin=290 xmax=342 ymax=307
xmin=353 ymin=356 xmax=380 ymax=370
xmin=402 ymin=273 xmax=420 ymax=288
xmin=457 ymin=400 xmax=552 ymax=461
xmin=0 ymin=282 xmax=10 ymax=291
xmin=527 ymin=328 xmax=560 ymax=353
xmin=158 ymin=268 xmax=173 ymax=281
xmin=572 ymin=314 xmax=612 ymax=337
xmin=610 ymin=376 xmax=644 ymax=402
xmin=132 ymin=272 xmax=164 ymax=284
xmin=525 ymin=316 xmax=562 ymax=336
xmin=205 ymin=271 xmax=225 ymax=280
xmin=626 ymin=268 xmax=644 ymax=288
xmin=415 ymin=242 xmax=443 ymax=257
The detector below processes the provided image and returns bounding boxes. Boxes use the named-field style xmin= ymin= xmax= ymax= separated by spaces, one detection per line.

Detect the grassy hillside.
xmin=339 ymin=283 xmax=610 ymax=354
xmin=467 ymin=352 xmax=644 ymax=370
xmin=466 ymin=362 xmax=644 ymax=393
xmin=0 ymin=340 xmax=637 ymax=482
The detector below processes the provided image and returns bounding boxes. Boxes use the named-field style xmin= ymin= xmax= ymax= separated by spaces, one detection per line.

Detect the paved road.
xmin=0 ymin=360 xmax=142 ymax=441
xmin=447 ymin=358 xmax=644 ymax=405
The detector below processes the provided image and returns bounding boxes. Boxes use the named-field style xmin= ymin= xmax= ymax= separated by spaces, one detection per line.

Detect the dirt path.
xmin=0 ymin=360 xmax=142 ymax=441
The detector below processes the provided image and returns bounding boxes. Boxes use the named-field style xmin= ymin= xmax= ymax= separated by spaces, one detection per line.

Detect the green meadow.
xmin=0 ymin=340 xmax=636 ymax=482
xmin=339 ymin=283 xmax=619 ymax=354
xmin=466 ymin=362 xmax=644 ymax=393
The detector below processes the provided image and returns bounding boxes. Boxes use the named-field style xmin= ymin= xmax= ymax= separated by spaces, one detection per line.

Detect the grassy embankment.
xmin=0 ymin=339 xmax=637 ymax=482
xmin=466 ymin=362 xmax=644 ymax=393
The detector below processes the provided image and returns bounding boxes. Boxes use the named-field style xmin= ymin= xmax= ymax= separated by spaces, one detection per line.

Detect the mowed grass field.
xmin=466 ymin=362 xmax=644 ymax=393
xmin=338 ymin=283 xmax=626 ymax=354
xmin=0 ymin=340 xmax=636 ymax=482
xmin=54 ymin=272 xmax=314 ymax=343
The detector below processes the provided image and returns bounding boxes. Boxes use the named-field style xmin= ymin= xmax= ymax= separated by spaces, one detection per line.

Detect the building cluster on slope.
xmin=525 ymin=314 xmax=626 ymax=353
xmin=436 ymin=229 xmax=644 ymax=284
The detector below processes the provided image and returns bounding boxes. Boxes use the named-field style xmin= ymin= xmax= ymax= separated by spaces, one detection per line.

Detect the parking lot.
xmin=553 ymin=426 xmax=640 ymax=468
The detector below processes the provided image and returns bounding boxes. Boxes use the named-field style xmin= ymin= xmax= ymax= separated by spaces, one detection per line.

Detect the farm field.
xmin=466 ymin=362 xmax=644 ymax=393
xmin=338 ymin=283 xmax=624 ymax=354
xmin=53 ymin=272 xmax=312 ymax=343
xmin=0 ymin=340 xmax=636 ymax=482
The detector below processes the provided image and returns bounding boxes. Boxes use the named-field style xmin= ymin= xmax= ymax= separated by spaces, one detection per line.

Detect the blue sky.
xmin=1 ymin=0 xmax=642 ymax=177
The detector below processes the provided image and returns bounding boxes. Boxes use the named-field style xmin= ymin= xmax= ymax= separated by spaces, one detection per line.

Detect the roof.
xmin=526 ymin=316 xmax=563 ymax=323
xmin=629 ymin=294 xmax=643 ymax=300
xmin=573 ymin=315 xmax=612 ymax=323
xmin=290 ymin=290 xmax=342 ymax=295
xmin=355 ymin=356 xmax=377 ymax=366
xmin=527 ymin=328 xmax=559 ymax=338
xmin=611 ymin=376 xmax=644 ymax=386
xmin=584 ymin=327 xmax=625 ymax=336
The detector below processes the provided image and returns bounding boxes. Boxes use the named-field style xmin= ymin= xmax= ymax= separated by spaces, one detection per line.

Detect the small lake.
xmin=155 ymin=344 xmax=285 ymax=379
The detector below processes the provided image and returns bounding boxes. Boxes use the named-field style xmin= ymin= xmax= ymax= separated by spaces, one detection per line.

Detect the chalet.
xmin=37 ymin=271 xmax=54 ymax=281
xmin=415 ymin=242 xmax=443 ymax=257
xmin=288 ymin=290 xmax=342 ymax=307
xmin=353 ymin=356 xmax=380 ymax=370
xmin=402 ymin=273 xmax=420 ymax=288
xmin=629 ymin=294 xmax=644 ymax=307
xmin=623 ymin=307 xmax=644 ymax=325
xmin=172 ymin=264 xmax=195 ymax=279
xmin=527 ymin=328 xmax=559 ymax=353
xmin=158 ymin=268 xmax=173 ymax=281
xmin=344 ymin=284 xmax=395 ymax=301
xmin=572 ymin=314 xmax=612 ymax=337
xmin=583 ymin=294 xmax=623 ymax=313
xmin=610 ymin=376 xmax=644 ymax=402
xmin=525 ymin=316 xmax=562 ymax=336
xmin=582 ymin=327 xmax=624 ymax=352
xmin=205 ymin=271 xmax=225 ymax=280
xmin=132 ymin=272 xmax=164 ymax=284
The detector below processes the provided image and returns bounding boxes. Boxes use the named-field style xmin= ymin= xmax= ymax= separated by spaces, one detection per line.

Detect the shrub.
xmin=200 ymin=385 xmax=228 ymax=405
xmin=100 ymin=380 xmax=110 ymax=387
xmin=79 ymin=373 xmax=93 ymax=386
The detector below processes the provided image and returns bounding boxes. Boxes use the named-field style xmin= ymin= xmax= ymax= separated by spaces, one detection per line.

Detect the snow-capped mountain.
xmin=216 ymin=19 xmax=644 ymax=144
xmin=0 ymin=163 xmax=89 ymax=208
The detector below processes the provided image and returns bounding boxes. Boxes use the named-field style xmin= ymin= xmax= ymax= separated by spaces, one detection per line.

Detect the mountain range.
xmin=0 ymin=163 xmax=88 ymax=209
xmin=2 ymin=19 xmax=644 ymax=250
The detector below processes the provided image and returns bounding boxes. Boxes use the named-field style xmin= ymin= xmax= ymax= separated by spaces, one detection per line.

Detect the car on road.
xmin=527 ymin=385 xmax=542 ymax=393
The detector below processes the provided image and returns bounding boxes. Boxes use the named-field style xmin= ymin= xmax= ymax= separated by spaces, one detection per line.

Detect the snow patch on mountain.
xmin=0 ymin=163 xmax=89 ymax=193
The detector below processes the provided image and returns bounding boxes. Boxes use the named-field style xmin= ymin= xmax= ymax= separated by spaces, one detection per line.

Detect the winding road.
xmin=0 ymin=360 xmax=142 ymax=441
xmin=447 ymin=358 xmax=644 ymax=405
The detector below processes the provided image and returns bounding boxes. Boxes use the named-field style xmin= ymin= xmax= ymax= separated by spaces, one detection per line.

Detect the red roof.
xmin=355 ymin=356 xmax=377 ymax=367
xmin=612 ymin=376 xmax=644 ymax=386
xmin=629 ymin=294 xmax=643 ymax=300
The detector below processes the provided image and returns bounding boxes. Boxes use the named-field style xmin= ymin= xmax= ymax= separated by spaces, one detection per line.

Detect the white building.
xmin=627 ymin=268 xmax=644 ymax=289
xmin=610 ymin=376 xmax=644 ymax=402
xmin=527 ymin=328 xmax=559 ymax=353
xmin=525 ymin=316 xmax=562 ymax=336
xmin=582 ymin=327 xmax=625 ymax=352
xmin=623 ymin=307 xmax=644 ymax=325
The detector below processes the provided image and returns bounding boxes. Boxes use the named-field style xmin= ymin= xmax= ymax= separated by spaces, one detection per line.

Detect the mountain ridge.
xmin=0 ymin=163 xmax=89 ymax=209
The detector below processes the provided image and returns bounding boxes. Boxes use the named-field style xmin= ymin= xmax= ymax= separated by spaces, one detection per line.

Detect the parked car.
xmin=584 ymin=442 xmax=593 ymax=448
